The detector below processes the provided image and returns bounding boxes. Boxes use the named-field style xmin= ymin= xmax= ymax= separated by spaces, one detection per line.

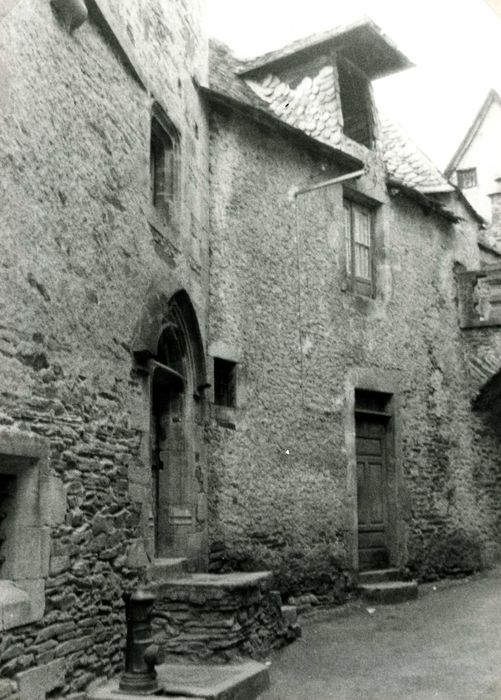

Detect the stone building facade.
xmin=202 ymin=27 xmax=501 ymax=591
xmin=1 ymin=2 xmax=501 ymax=697
xmin=0 ymin=0 xmax=210 ymax=694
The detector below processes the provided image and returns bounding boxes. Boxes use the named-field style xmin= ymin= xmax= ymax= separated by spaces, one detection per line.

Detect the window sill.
xmin=148 ymin=208 xmax=179 ymax=240
xmin=214 ymin=404 xmax=237 ymax=430
xmin=0 ymin=579 xmax=44 ymax=631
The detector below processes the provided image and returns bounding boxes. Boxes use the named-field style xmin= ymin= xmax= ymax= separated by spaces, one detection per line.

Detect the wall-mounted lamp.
xmin=51 ymin=0 xmax=88 ymax=32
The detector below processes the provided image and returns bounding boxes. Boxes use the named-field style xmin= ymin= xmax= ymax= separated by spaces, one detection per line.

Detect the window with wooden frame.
xmin=344 ymin=199 xmax=374 ymax=297
xmin=457 ymin=168 xmax=477 ymax=189
xmin=150 ymin=106 xmax=179 ymax=223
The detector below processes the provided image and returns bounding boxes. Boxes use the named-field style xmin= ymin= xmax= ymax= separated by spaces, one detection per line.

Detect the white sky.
xmin=208 ymin=0 xmax=501 ymax=170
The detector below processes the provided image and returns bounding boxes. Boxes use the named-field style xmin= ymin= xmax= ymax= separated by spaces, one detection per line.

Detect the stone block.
xmin=128 ymin=482 xmax=147 ymax=503
xmin=0 ymin=581 xmax=31 ymax=631
xmin=42 ymin=476 xmax=67 ymax=526
xmin=6 ymin=527 xmax=50 ymax=581
xmin=15 ymin=658 xmax=65 ymax=700
xmin=16 ymin=579 xmax=45 ymax=624
xmin=126 ymin=539 xmax=150 ymax=569
xmin=50 ymin=555 xmax=71 ymax=576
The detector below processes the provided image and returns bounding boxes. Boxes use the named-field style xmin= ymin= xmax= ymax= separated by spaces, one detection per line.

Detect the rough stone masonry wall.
xmin=151 ymin=573 xmax=290 ymax=663
xmin=207 ymin=107 xmax=501 ymax=594
xmin=0 ymin=0 xmax=208 ymax=693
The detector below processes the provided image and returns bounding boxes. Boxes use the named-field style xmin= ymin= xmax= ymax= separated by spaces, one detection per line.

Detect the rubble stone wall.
xmin=0 ymin=0 xmax=208 ymax=693
xmin=207 ymin=106 xmax=501 ymax=590
xmin=151 ymin=572 xmax=289 ymax=663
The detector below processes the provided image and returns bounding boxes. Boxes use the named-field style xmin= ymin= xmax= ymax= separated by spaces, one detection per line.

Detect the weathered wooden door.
xmin=152 ymin=373 xmax=192 ymax=559
xmin=356 ymin=416 xmax=389 ymax=570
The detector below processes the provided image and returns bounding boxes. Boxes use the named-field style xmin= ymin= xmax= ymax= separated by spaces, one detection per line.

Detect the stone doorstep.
xmin=149 ymin=558 xmax=188 ymax=581
xmin=357 ymin=580 xmax=419 ymax=604
xmin=357 ymin=568 xmax=402 ymax=585
xmin=89 ymin=661 xmax=270 ymax=700
xmin=154 ymin=572 xmax=273 ymax=589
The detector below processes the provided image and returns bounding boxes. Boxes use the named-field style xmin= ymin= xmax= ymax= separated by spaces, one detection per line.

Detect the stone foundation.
xmin=150 ymin=572 xmax=290 ymax=662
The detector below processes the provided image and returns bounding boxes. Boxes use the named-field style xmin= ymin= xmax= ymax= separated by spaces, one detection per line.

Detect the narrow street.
xmin=262 ymin=569 xmax=501 ymax=700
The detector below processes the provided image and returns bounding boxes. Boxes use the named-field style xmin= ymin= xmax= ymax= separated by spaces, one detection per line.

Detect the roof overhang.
xmin=198 ymin=82 xmax=364 ymax=173
xmin=387 ymin=178 xmax=460 ymax=223
xmin=237 ymin=18 xmax=414 ymax=81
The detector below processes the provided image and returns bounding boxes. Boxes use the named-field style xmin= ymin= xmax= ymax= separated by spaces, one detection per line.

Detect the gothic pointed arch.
xmin=130 ymin=284 xmax=208 ymax=566
xmin=131 ymin=284 xmax=207 ymax=390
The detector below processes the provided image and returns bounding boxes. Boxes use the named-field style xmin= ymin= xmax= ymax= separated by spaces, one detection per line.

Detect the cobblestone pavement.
xmin=262 ymin=568 xmax=501 ymax=700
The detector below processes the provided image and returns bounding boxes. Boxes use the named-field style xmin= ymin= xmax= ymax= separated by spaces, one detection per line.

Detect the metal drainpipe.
xmin=290 ymin=167 xmax=366 ymax=200
xmin=291 ymin=167 xmax=365 ymax=408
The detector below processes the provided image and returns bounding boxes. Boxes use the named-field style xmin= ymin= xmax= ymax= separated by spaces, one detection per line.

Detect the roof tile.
xmin=209 ymin=39 xmax=452 ymax=194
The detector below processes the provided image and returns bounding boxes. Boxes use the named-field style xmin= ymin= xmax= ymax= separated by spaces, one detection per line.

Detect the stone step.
xmin=90 ymin=661 xmax=270 ymax=700
xmin=358 ymin=580 xmax=418 ymax=605
xmin=149 ymin=557 xmax=188 ymax=581
xmin=358 ymin=568 xmax=402 ymax=584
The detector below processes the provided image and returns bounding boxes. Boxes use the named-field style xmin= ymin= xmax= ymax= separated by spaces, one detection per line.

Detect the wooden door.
xmin=356 ymin=416 xmax=389 ymax=570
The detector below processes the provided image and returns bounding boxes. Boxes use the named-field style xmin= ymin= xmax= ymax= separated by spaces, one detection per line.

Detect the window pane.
xmin=354 ymin=243 xmax=370 ymax=279
xmin=354 ymin=208 xmax=370 ymax=245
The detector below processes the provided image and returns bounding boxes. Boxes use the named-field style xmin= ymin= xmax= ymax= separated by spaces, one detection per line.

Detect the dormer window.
xmin=337 ymin=57 xmax=374 ymax=149
xmin=150 ymin=104 xmax=179 ymax=224
xmin=457 ymin=168 xmax=477 ymax=189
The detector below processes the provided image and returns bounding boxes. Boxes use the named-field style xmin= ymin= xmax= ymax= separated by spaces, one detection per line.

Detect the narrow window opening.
xmin=0 ymin=474 xmax=15 ymax=573
xmin=337 ymin=57 xmax=374 ymax=148
xmin=214 ymin=358 xmax=237 ymax=407
xmin=150 ymin=106 xmax=179 ymax=224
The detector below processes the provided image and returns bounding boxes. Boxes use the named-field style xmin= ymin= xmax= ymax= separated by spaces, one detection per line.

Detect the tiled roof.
xmin=208 ymin=40 xmax=452 ymax=195
xmin=380 ymin=118 xmax=453 ymax=193
xmin=246 ymin=65 xmax=344 ymax=148
xmin=209 ymin=40 xmax=268 ymax=112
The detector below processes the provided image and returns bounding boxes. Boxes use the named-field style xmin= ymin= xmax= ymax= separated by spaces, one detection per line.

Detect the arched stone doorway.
xmin=150 ymin=293 xmax=205 ymax=558
xmin=132 ymin=287 xmax=207 ymax=567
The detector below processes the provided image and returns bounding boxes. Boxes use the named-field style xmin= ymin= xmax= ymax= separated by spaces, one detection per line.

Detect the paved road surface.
xmin=262 ymin=569 xmax=501 ymax=700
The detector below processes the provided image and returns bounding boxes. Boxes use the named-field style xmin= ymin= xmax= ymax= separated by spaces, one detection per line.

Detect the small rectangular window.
xmin=214 ymin=358 xmax=237 ymax=407
xmin=0 ymin=474 xmax=15 ymax=573
xmin=150 ymin=105 xmax=179 ymax=224
xmin=344 ymin=199 xmax=374 ymax=296
xmin=151 ymin=122 xmax=174 ymax=217
xmin=457 ymin=168 xmax=477 ymax=189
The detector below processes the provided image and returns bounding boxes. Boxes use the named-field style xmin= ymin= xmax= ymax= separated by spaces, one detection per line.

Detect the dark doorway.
xmin=149 ymin=293 xmax=205 ymax=560
xmin=355 ymin=390 xmax=392 ymax=570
